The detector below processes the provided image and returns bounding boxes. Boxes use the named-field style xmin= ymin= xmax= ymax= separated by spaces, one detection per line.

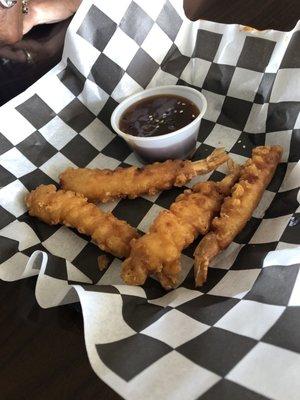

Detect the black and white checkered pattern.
xmin=0 ymin=1 xmax=300 ymax=398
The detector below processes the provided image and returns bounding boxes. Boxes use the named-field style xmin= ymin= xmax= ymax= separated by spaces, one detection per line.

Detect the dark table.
xmin=1 ymin=2 xmax=300 ymax=399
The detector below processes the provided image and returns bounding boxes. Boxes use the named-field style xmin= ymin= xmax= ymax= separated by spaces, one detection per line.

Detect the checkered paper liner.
xmin=1 ymin=0 xmax=300 ymax=399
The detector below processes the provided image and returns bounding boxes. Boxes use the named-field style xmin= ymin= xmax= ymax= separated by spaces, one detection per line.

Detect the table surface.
xmin=1 ymin=2 xmax=300 ymax=399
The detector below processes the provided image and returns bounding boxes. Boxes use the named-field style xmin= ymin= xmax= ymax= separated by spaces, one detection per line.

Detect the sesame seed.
xmin=179 ymin=110 xmax=183 ymax=113
xmin=242 ymin=145 xmax=246 ymax=149
xmin=177 ymin=101 xmax=181 ymax=104
xmin=155 ymin=119 xmax=159 ymax=122
xmin=192 ymin=114 xmax=195 ymax=118
xmin=182 ymin=102 xmax=186 ymax=105
xmin=238 ymin=140 xmax=241 ymax=143
xmin=156 ymin=125 xmax=159 ymax=128
xmin=174 ymin=110 xmax=177 ymax=113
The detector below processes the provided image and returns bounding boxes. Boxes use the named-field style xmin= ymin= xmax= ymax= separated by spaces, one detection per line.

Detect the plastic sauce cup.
xmin=111 ymin=85 xmax=207 ymax=163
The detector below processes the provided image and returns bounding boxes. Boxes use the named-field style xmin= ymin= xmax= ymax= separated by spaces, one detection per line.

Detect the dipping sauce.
xmin=119 ymin=94 xmax=200 ymax=138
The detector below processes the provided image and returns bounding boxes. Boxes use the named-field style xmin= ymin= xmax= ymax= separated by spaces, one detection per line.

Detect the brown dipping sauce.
xmin=119 ymin=94 xmax=200 ymax=138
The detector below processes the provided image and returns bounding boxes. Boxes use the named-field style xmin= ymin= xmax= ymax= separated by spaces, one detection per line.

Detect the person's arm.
xmin=184 ymin=0 xmax=299 ymax=31
xmin=0 ymin=2 xmax=23 ymax=45
xmin=23 ymin=0 xmax=82 ymax=35
xmin=0 ymin=0 xmax=81 ymax=45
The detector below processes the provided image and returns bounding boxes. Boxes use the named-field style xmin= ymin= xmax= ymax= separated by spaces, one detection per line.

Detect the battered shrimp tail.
xmin=216 ymin=159 xmax=241 ymax=196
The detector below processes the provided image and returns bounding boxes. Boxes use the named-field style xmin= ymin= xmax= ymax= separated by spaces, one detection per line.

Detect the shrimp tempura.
xmin=25 ymin=185 xmax=139 ymax=258
xmin=194 ymin=145 xmax=282 ymax=286
xmin=122 ymin=161 xmax=240 ymax=289
xmin=60 ymin=148 xmax=228 ymax=203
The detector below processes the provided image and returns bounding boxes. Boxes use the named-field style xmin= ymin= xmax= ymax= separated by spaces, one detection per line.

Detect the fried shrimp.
xmin=122 ymin=161 xmax=240 ymax=289
xmin=25 ymin=185 xmax=139 ymax=258
xmin=60 ymin=148 xmax=228 ymax=203
xmin=194 ymin=145 xmax=282 ymax=286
